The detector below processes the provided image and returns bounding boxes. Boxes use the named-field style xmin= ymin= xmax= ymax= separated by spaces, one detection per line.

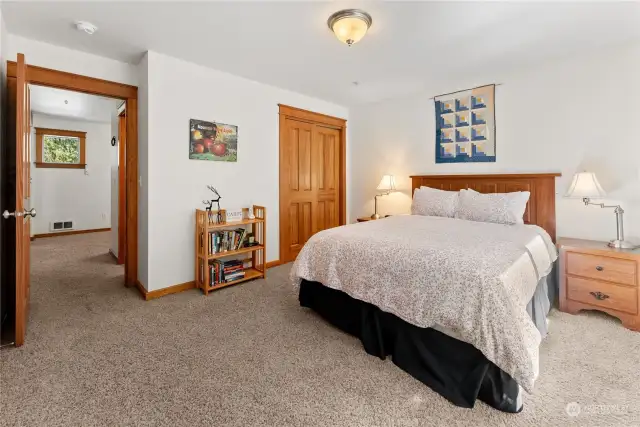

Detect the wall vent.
xmin=50 ymin=220 xmax=74 ymax=232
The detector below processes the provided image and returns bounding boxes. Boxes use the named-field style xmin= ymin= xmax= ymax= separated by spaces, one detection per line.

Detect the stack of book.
xmin=209 ymin=228 xmax=248 ymax=254
xmin=209 ymin=259 xmax=245 ymax=285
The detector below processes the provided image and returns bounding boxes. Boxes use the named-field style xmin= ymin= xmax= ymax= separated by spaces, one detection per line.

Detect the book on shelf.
xmin=208 ymin=259 xmax=246 ymax=286
xmin=208 ymin=228 xmax=253 ymax=255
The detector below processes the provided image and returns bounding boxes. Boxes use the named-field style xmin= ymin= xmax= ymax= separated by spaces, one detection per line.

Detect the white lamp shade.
xmin=565 ymin=172 xmax=607 ymax=198
xmin=376 ymin=175 xmax=396 ymax=191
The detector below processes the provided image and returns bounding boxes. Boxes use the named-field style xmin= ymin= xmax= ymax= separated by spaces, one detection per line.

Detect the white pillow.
xmin=454 ymin=189 xmax=530 ymax=225
xmin=411 ymin=186 xmax=459 ymax=218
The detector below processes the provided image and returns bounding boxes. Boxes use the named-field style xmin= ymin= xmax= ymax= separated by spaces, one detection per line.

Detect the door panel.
xmin=280 ymin=118 xmax=342 ymax=263
xmin=297 ymin=128 xmax=312 ymax=192
xmin=315 ymin=126 xmax=340 ymax=231
xmin=14 ymin=54 xmax=31 ymax=347
xmin=288 ymin=204 xmax=300 ymax=246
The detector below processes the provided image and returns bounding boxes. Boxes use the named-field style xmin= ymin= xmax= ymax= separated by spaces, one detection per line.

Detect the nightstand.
xmin=357 ymin=217 xmax=375 ymax=222
xmin=558 ymin=237 xmax=640 ymax=331
xmin=357 ymin=215 xmax=391 ymax=222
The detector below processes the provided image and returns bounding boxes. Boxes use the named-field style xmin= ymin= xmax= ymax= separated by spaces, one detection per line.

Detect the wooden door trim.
xmin=7 ymin=61 xmax=137 ymax=99
xmin=117 ymin=111 xmax=126 ymax=265
xmin=278 ymin=105 xmax=347 ymax=263
xmin=8 ymin=59 xmax=139 ymax=289
xmin=278 ymin=104 xmax=346 ymax=129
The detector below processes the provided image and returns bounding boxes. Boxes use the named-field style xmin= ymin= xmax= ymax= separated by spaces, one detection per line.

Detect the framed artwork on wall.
xmin=434 ymin=84 xmax=496 ymax=163
xmin=189 ymin=119 xmax=238 ymax=162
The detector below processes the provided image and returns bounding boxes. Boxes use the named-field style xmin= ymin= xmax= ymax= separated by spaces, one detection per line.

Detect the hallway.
xmin=26 ymin=232 xmax=128 ymax=343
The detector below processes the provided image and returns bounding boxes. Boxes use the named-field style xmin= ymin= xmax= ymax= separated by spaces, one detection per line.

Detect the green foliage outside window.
xmin=43 ymin=135 xmax=80 ymax=164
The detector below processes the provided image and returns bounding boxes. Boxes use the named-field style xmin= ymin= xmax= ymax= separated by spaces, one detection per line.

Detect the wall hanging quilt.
xmin=434 ymin=84 xmax=495 ymax=163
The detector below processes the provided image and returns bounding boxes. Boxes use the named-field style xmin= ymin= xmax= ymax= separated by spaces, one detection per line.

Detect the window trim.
xmin=35 ymin=127 xmax=86 ymax=169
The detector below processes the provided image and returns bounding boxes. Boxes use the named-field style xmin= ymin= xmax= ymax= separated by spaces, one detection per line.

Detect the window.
xmin=35 ymin=128 xmax=86 ymax=169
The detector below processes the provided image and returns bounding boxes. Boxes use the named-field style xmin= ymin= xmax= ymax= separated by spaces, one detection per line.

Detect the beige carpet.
xmin=1 ymin=232 xmax=639 ymax=426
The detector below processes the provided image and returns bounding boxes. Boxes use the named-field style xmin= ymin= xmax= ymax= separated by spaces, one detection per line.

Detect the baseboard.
xmin=108 ymin=248 xmax=124 ymax=265
xmin=30 ymin=236 xmax=35 ymax=241
xmin=266 ymin=260 xmax=283 ymax=268
xmin=135 ymin=280 xmax=148 ymax=300
xmin=34 ymin=227 xmax=111 ymax=239
xmin=134 ymin=263 xmax=281 ymax=302
xmin=136 ymin=280 xmax=196 ymax=301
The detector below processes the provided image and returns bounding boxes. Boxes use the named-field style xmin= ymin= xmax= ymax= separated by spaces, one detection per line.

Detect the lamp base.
xmin=371 ymin=213 xmax=380 ymax=220
xmin=608 ymin=239 xmax=639 ymax=250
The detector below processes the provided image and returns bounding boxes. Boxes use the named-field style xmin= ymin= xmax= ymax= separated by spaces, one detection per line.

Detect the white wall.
xmin=349 ymin=42 xmax=640 ymax=243
xmin=137 ymin=53 xmax=149 ymax=289
xmin=142 ymin=51 xmax=348 ymax=291
xmin=6 ymin=34 xmax=137 ymax=86
xmin=30 ymin=114 xmax=114 ymax=234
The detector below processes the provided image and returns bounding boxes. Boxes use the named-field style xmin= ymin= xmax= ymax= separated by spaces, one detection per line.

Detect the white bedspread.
xmin=291 ymin=215 xmax=557 ymax=393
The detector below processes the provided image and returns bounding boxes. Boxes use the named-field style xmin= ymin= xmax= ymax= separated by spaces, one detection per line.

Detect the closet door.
xmin=280 ymin=118 xmax=314 ymax=263
xmin=279 ymin=119 xmax=342 ymax=263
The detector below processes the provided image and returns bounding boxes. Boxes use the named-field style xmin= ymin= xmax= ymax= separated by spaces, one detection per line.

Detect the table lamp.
xmin=372 ymin=175 xmax=396 ymax=219
xmin=565 ymin=172 xmax=637 ymax=249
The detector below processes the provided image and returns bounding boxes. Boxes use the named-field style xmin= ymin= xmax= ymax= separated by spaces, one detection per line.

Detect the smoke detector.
xmin=75 ymin=21 xmax=98 ymax=35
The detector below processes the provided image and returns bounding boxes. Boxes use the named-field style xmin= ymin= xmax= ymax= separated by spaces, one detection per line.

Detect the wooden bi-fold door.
xmin=279 ymin=105 xmax=346 ymax=264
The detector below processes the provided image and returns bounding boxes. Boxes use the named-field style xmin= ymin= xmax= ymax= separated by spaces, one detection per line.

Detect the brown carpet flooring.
xmin=1 ymin=232 xmax=639 ymax=426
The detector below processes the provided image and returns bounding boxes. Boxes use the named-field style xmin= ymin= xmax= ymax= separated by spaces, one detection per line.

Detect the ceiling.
xmin=3 ymin=1 xmax=640 ymax=106
xmin=30 ymin=85 xmax=119 ymax=123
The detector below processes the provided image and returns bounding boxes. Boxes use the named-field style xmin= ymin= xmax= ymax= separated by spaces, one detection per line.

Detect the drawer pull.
xmin=590 ymin=291 xmax=610 ymax=301
xmin=595 ymin=266 xmax=604 ymax=271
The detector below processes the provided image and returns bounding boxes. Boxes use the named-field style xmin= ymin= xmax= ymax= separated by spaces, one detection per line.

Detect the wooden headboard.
xmin=410 ymin=173 xmax=561 ymax=241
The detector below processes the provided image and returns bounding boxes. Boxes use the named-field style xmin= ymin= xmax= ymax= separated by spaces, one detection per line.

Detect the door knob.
xmin=3 ymin=208 xmax=36 ymax=219
xmin=3 ymin=210 xmax=22 ymax=219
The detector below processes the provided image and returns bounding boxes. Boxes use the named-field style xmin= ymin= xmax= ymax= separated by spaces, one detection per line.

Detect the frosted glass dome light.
xmin=327 ymin=9 xmax=372 ymax=47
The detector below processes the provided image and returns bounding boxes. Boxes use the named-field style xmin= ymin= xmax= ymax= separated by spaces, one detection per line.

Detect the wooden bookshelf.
xmin=205 ymin=267 xmax=263 ymax=291
xmin=195 ymin=205 xmax=266 ymax=295
xmin=208 ymin=245 xmax=265 ymax=260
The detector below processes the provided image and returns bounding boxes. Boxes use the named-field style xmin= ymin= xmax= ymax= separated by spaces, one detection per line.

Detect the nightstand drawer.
xmin=567 ymin=276 xmax=638 ymax=315
xmin=566 ymin=252 xmax=636 ymax=286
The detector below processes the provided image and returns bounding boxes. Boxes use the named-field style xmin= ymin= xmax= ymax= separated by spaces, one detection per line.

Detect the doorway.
xmin=278 ymin=104 xmax=347 ymax=264
xmin=1 ymin=55 xmax=139 ymax=346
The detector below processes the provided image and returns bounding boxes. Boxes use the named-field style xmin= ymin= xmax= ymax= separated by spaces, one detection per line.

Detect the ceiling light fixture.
xmin=327 ymin=9 xmax=372 ymax=47
xmin=75 ymin=21 xmax=98 ymax=35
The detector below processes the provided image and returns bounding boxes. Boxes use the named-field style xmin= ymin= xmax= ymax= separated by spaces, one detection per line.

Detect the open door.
xmin=3 ymin=53 xmax=34 ymax=346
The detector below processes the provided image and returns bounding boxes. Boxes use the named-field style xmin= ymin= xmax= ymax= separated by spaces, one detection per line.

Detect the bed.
xmin=291 ymin=173 xmax=561 ymax=413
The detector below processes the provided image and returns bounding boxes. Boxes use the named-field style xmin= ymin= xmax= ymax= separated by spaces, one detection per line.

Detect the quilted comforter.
xmin=291 ymin=215 xmax=557 ymax=392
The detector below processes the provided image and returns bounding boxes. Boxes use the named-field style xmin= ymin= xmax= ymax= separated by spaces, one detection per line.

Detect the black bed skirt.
xmin=299 ymin=279 xmax=522 ymax=413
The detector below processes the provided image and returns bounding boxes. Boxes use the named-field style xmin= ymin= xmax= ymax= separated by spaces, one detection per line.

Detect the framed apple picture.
xmin=189 ymin=119 xmax=238 ymax=162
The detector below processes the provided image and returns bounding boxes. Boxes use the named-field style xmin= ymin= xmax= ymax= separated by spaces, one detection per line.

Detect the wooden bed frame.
xmin=410 ymin=173 xmax=561 ymax=241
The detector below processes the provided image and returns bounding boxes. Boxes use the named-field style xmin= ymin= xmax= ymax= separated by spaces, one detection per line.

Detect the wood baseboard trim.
xmin=34 ymin=227 xmax=111 ymax=239
xmin=266 ymin=260 xmax=283 ymax=269
xmin=109 ymin=248 xmax=124 ymax=265
xmin=136 ymin=280 xmax=196 ymax=301
xmin=30 ymin=236 xmax=35 ymax=241
xmin=135 ymin=280 xmax=147 ymax=300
